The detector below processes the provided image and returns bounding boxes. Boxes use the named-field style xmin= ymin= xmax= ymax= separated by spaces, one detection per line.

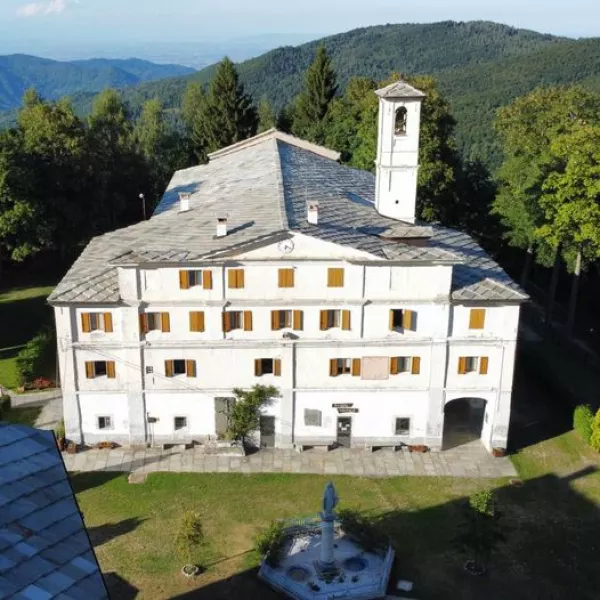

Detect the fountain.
xmin=259 ymin=481 xmax=395 ymax=600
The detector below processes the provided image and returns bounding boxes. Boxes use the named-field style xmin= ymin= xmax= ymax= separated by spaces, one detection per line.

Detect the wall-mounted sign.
xmin=337 ymin=408 xmax=359 ymax=414
xmin=332 ymin=403 xmax=353 ymax=408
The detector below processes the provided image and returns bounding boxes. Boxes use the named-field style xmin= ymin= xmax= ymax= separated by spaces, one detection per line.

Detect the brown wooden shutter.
xmin=411 ymin=357 xmax=421 ymax=375
xmin=458 ymin=357 xmax=467 ymax=375
xmin=329 ymin=359 xmax=338 ymax=377
xmin=328 ymin=268 xmax=344 ymax=287
xmin=237 ymin=269 xmax=245 ymax=289
xmin=254 ymin=359 xmax=262 ymax=376
xmin=227 ymin=269 xmax=237 ymax=289
xmin=243 ymin=311 xmax=253 ymax=331
xmin=271 ymin=310 xmax=279 ymax=331
xmin=293 ymin=310 xmax=303 ymax=331
xmin=161 ymin=312 xmax=171 ymax=333
xmin=274 ymin=359 xmax=282 ymax=377
xmin=81 ymin=313 xmax=91 ymax=333
xmin=198 ymin=312 xmax=205 ymax=332
xmin=403 ymin=309 xmax=414 ymax=331
xmin=469 ymin=309 xmax=486 ymax=330
xmin=190 ymin=311 xmax=205 ymax=332
xmin=390 ymin=357 xmax=399 ymax=375
xmin=341 ymin=310 xmax=351 ymax=331
xmin=202 ymin=270 xmax=213 ymax=290
xmin=103 ymin=312 xmax=113 ymax=333
xmin=165 ymin=360 xmax=174 ymax=377
xmin=179 ymin=270 xmax=190 ymax=290
xmin=389 ymin=310 xmax=395 ymax=331
xmin=139 ymin=314 xmax=149 ymax=334
xmin=85 ymin=361 xmax=94 ymax=379
xmin=479 ymin=356 xmax=489 ymax=375
xmin=320 ymin=310 xmax=328 ymax=331
xmin=107 ymin=361 xmax=116 ymax=378
xmin=222 ymin=312 xmax=231 ymax=332
xmin=352 ymin=358 xmax=361 ymax=377
xmin=186 ymin=360 xmax=196 ymax=378
xmin=278 ymin=268 xmax=294 ymax=288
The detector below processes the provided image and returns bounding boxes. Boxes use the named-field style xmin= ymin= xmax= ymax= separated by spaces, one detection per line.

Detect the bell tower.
xmin=374 ymin=80 xmax=425 ymax=223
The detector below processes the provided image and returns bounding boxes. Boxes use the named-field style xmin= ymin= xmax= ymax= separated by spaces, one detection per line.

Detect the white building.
xmin=49 ymin=80 xmax=526 ymax=453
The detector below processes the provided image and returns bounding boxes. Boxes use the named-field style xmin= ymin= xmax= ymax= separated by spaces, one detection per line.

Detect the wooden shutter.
xmin=469 ymin=309 xmax=486 ymax=330
xmin=165 ymin=360 xmax=174 ymax=377
xmin=179 ymin=270 xmax=190 ymax=290
xmin=479 ymin=356 xmax=489 ymax=375
xmin=274 ymin=359 xmax=282 ymax=377
xmin=190 ymin=311 xmax=205 ymax=332
xmin=279 ymin=268 xmax=294 ymax=288
xmin=85 ymin=361 xmax=94 ymax=379
xmin=293 ymin=310 xmax=303 ymax=331
xmin=389 ymin=310 xmax=395 ymax=331
xmin=238 ymin=269 xmax=245 ymax=288
xmin=458 ymin=357 xmax=467 ymax=375
xmin=411 ymin=357 xmax=421 ymax=375
xmin=222 ymin=312 xmax=231 ymax=332
xmin=328 ymin=267 xmax=344 ymax=287
xmin=390 ymin=357 xmax=399 ymax=375
xmin=403 ymin=310 xmax=414 ymax=331
xmin=227 ymin=269 xmax=237 ymax=289
xmin=81 ymin=313 xmax=91 ymax=333
xmin=161 ymin=312 xmax=171 ymax=333
xmin=103 ymin=312 xmax=113 ymax=333
xmin=243 ymin=311 xmax=253 ymax=331
xmin=203 ymin=270 xmax=213 ymax=290
xmin=139 ymin=314 xmax=149 ymax=334
xmin=271 ymin=310 xmax=280 ymax=331
xmin=186 ymin=360 xmax=196 ymax=378
xmin=107 ymin=361 xmax=116 ymax=379
xmin=341 ymin=310 xmax=351 ymax=331
xmin=329 ymin=359 xmax=338 ymax=377
xmin=320 ymin=310 xmax=328 ymax=331
xmin=254 ymin=359 xmax=262 ymax=376
xmin=352 ymin=358 xmax=361 ymax=377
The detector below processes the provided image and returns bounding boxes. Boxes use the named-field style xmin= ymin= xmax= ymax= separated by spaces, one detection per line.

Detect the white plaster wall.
xmin=145 ymin=392 xmax=217 ymax=437
xmin=364 ymin=265 xmax=452 ymax=301
xmin=363 ymin=303 xmax=449 ymax=340
xmin=79 ymin=393 xmax=129 ymax=435
xmin=377 ymin=99 xmax=422 ymax=166
xmin=451 ymin=305 xmax=520 ymax=339
xmin=445 ymin=344 xmax=503 ymax=391
xmin=75 ymin=348 xmax=132 ymax=392
xmin=74 ymin=306 xmax=123 ymax=343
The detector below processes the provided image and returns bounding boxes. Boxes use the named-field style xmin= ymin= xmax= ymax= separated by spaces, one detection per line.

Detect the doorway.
xmin=259 ymin=416 xmax=276 ymax=448
xmin=336 ymin=416 xmax=352 ymax=447
xmin=443 ymin=398 xmax=486 ymax=450
xmin=214 ymin=397 xmax=235 ymax=439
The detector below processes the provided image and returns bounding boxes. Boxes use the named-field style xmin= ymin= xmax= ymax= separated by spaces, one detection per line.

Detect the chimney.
xmin=179 ymin=192 xmax=191 ymax=212
xmin=216 ymin=217 xmax=228 ymax=238
xmin=307 ymin=201 xmax=319 ymax=225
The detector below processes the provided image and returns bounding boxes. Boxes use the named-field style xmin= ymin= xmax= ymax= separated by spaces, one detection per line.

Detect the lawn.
xmin=2 ymin=404 xmax=43 ymax=426
xmin=73 ymin=431 xmax=600 ymax=600
xmin=0 ymin=284 xmax=56 ymax=389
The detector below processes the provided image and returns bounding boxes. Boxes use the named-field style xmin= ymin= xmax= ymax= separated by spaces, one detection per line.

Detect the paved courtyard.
xmin=61 ymin=440 xmax=516 ymax=478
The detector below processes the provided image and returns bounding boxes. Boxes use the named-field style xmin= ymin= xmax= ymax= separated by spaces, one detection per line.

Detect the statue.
xmin=317 ymin=481 xmax=339 ymax=572
xmin=322 ymin=481 xmax=338 ymax=519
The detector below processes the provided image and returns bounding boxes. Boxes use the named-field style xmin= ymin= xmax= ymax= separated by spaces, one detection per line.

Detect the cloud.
xmin=16 ymin=0 xmax=77 ymax=18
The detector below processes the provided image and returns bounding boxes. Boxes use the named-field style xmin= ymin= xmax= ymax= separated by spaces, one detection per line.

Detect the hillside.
xmin=0 ymin=54 xmax=195 ymax=111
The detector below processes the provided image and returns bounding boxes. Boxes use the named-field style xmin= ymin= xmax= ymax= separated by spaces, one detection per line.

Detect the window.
xmin=140 ymin=312 xmax=170 ymax=333
xmin=179 ymin=270 xmax=212 ymax=290
xmin=189 ymin=311 xmax=205 ymax=332
xmin=469 ymin=308 xmax=486 ymax=330
xmin=320 ymin=309 xmax=351 ymax=331
xmin=272 ymin=310 xmax=304 ymax=331
xmin=174 ymin=416 xmax=188 ymax=430
xmin=81 ymin=312 xmax=113 ymax=333
xmin=97 ymin=416 xmax=113 ymax=430
xmin=327 ymin=267 xmax=344 ymax=288
xmin=278 ymin=268 xmax=295 ymax=288
xmin=223 ymin=311 xmax=252 ymax=332
xmin=227 ymin=268 xmax=245 ymax=289
xmin=458 ymin=356 xmax=489 ymax=375
xmin=304 ymin=409 xmax=322 ymax=427
xmin=165 ymin=359 xmax=196 ymax=378
xmin=329 ymin=358 xmax=361 ymax=377
xmin=395 ymin=106 xmax=407 ymax=135
xmin=255 ymin=358 xmax=282 ymax=377
xmin=389 ymin=309 xmax=416 ymax=331
xmin=85 ymin=361 xmax=116 ymax=379
xmin=395 ymin=417 xmax=410 ymax=435
xmin=390 ymin=356 xmax=420 ymax=375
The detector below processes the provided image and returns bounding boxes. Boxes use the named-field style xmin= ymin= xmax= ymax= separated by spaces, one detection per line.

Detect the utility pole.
xmin=139 ymin=193 xmax=147 ymax=220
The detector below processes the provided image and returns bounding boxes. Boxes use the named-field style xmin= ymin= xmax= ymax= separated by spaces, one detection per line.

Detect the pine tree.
xmin=292 ymin=45 xmax=337 ymax=144
xmin=182 ymin=82 xmax=209 ymax=162
xmin=257 ymin=96 xmax=277 ymax=133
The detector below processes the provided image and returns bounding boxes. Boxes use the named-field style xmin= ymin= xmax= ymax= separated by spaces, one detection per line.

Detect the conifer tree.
xmin=292 ymin=45 xmax=337 ymax=144
xmin=257 ymin=96 xmax=277 ymax=133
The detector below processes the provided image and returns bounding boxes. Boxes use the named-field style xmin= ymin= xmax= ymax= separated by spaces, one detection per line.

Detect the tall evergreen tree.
xmin=292 ymin=45 xmax=338 ymax=144
xmin=182 ymin=82 xmax=209 ymax=162
xmin=257 ymin=96 xmax=277 ymax=133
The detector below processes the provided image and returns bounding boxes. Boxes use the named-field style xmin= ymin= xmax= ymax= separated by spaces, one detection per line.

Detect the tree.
xmin=182 ymin=82 xmax=209 ymax=162
xmin=226 ymin=385 xmax=280 ymax=447
xmin=292 ymin=45 xmax=337 ymax=144
xmin=590 ymin=409 xmax=600 ymax=452
xmin=537 ymin=123 xmax=600 ymax=336
xmin=257 ymin=96 xmax=277 ymax=133
xmin=175 ymin=510 xmax=203 ymax=570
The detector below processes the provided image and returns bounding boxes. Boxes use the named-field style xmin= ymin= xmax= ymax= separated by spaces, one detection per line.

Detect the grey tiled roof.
xmin=0 ymin=424 xmax=107 ymax=599
xmin=375 ymin=80 xmax=426 ymax=99
xmin=49 ymin=130 xmax=526 ymax=304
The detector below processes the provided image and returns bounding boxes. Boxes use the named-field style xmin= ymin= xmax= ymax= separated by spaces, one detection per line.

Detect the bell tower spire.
xmin=374 ymin=79 xmax=425 ymax=223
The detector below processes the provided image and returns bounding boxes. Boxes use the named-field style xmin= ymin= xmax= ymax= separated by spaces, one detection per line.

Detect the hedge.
xmin=573 ymin=405 xmax=594 ymax=444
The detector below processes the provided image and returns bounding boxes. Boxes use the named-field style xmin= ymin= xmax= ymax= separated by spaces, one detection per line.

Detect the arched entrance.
xmin=442 ymin=397 xmax=487 ymax=450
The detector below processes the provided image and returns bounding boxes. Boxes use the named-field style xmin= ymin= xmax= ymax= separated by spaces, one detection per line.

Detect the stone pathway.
xmin=61 ymin=440 xmax=516 ymax=478
xmin=33 ymin=397 xmax=63 ymax=431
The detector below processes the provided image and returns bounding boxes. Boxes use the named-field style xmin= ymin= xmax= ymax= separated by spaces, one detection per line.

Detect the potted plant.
xmin=408 ymin=444 xmax=429 ymax=453
xmin=176 ymin=510 xmax=203 ymax=577
xmin=55 ymin=420 xmax=66 ymax=452
xmin=492 ymin=447 xmax=506 ymax=458
xmin=66 ymin=442 xmax=78 ymax=455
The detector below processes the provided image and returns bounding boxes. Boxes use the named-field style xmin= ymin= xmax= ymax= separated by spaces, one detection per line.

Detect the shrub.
xmin=55 ymin=419 xmax=66 ymax=440
xmin=255 ymin=521 xmax=286 ymax=567
xmin=590 ymin=410 xmax=600 ymax=452
xmin=573 ymin=405 xmax=594 ymax=444
xmin=175 ymin=511 xmax=203 ymax=565
xmin=16 ymin=329 xmax=53 ymax=386
xmin=337 ymin=508 xmax=389 ymax=555
xmin=0 ymin=394 xmax=11 ymax=419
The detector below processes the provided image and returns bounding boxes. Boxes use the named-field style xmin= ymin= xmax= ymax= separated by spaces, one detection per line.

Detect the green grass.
xmin=73 ymin=433 xmax=600 ymax=600
xmin=2 ymin=405 xmax=43 ymax=426
xmin=0 ymin=284 xmax=56 ymax=389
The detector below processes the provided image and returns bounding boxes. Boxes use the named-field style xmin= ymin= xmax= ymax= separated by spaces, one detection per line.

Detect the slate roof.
xmin=0 ymin=424 xmax=107 ymax=599
xmin=49 ymin=129 xmax=527 ymax=304
xmin=375 ymin=80 xmax=427 ymax=99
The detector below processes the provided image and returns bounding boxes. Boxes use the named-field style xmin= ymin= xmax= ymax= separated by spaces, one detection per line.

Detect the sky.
xmin=0 ymin=0 xmax=598 ymax=57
